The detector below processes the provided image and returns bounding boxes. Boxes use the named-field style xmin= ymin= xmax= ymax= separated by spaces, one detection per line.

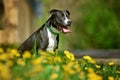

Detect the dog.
xmin=18 ymin=9 xmax=72 ymax=54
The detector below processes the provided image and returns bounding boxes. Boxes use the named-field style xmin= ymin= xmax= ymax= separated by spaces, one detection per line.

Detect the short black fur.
xmin=18 ymin=9 xmax=71 ymax=54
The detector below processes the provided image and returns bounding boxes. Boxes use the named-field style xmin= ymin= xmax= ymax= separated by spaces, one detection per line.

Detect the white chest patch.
xmin=46 ymin=28 xmax=57 ymax=51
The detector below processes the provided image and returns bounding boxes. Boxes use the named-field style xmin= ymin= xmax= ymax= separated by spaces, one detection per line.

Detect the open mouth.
xmin=57 ymin=26 xmax=71 ymax=33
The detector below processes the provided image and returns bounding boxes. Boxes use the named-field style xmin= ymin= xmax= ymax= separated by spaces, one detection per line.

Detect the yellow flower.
xmin=39 ymin=51 xmax=48 ymax=56
xmin=9 ymin=49 xmax=21 ymax=58
xmin=0 ymin=69 xmax=11 ymax=80
xmin=50 ymin=73 xmax=58 ymax=80
xmin=0 ymin=48 xmax=4 ymax=53
xmin=0 ymin=54 xmax=8 ymax=61
xmin=90 ymin=59 xmax=96 ymax=64
xmin=5 ymin=60 xmax=14 ymax=67
xmin=64 ymin=51 xmax=75 ymax=61
xmin=32 ymin=57 xmax=42 ymax=65
xmin=23 ymin=51 xmax=31 ymax=59
xmin=83 ymin=56 xmax=96 ymax=63
xmin=54 ymin=57 xmax=62 ymax=63
xmin=108 ymin=61 xmax=115 ymax=66
xmin=73 ymin=64 xmax=81 ymax=72
xmin=15 ymin=53 xmax=21 ymax=57
xmin=108 ymin=76 xmax=114 ymax=80
xmin=88 ymin=73 xmax=102 ymax=80
xmin=64 ymin=51 xmax=70 ymax=55
xmin=0 ymin=63 xmax=11 ymax=80
xmin=116 ymin=71 xmax=120 ymax=74
xmin=96 ymin=65 xmax=101 ymax=68
xmin=10 ymin=49 xmax=18 ymax=54
xmin=87 ymin=68 xmax=94 ymax=73
xmin=85 ymin=67 xmax=88 ymax=70
xmin=87 ymin=68 xmax=102 ymax=80
xmin=48 ymin=50 xmax=55 ymax=54
xmin=17 ymin=59 xmax=26 ymax=66
xmin=83 ymin=56 xmax=92 ymax=60
xmin=79 ymin=71 xmax=85 ymax=79
xmin=63 ymin=63 xmax=76 ymax=75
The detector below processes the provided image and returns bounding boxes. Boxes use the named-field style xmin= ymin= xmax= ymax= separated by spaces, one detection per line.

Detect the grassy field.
xmin=0 ymin=48 xmax=120 ymax=80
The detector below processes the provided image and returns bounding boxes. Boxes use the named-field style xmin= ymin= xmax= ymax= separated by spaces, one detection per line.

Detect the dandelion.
xmin=5 ymin=60 xmax=14 ymax=67
xmin=116 ymin=71 xmax=120 ymax=74
xmin=63 ymin=64 xmax=76 ymax=75
xmin=108 ymin=76 xmax=114 ymax=80
xmin=32 ymin=57 xmax=42 ymax=65
xmin=87 ymin=68 xmax=102 ymax=80
xmin=96 ymin=65 xmax=101 ymax=68
xmin=83 ymin=56 xmax=96 ymax=64
xmin=10 ymin=49 xmax=18 ymax=55
xmin=83 ymin=55 xmax=92 ymax=60
xmin=90 ymin=59 xmax=96 ymax=64
xmin=108 ymin=61 xmax=115 ymax=66
xmin=0 ymin=63 xmax=11 ymax=80
xmin=39 ymin=51 xmax=48 ymax=56
xmin=64 ymin=51 xmax=75 ymax=61
xmin=23 ymin=51 xmax=31 ymax=59
xmin=79 ymin=71 xmax=85 ymax=79
xmin=15 ymin=53 xmax=21 ymax=57
xmin=54 ymin=57 xmax=62 ymax=63
xmin=73 ymin=64 xmax=81 ymax=72
xmin=9 ymin=49 xmax=20 ymax=58
xmin=85 ymin=67 xmax=88 ymax=70
xmin=17 ymin=59 xmax=26 ymax=66
xmin=0 ymin=69 xmax=11 ymax=80
xmin=88 ymin=73 xmax=102 ymax=80
xmin=87 ymin=68 xmax=94 ymax=73
xmin=0 ymin=54 xmax=8 ymax=61
xmin=49 ymin=50 xmax=55 ymax=54
xmin=50 ymin=73 xmax=58 ymax=80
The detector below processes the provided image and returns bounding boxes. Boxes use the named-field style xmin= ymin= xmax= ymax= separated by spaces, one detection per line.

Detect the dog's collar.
xmin=45 ymin=23 xmax=59 ymax=35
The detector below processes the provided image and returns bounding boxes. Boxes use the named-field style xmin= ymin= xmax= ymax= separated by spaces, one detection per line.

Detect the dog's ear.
xmin=50 ymin=9 xmax=58 ymax=15
xmin=66 ymin=10 xmax=70 ymax=15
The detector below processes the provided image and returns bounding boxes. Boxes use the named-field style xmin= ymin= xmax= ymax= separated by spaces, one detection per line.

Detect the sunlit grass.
xmin=0 ymin=47 xmax=120 ymax=80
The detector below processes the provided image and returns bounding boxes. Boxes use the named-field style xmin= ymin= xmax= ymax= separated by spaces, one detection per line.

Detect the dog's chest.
xmin=46 ymin=28 xmax=57 ymax=51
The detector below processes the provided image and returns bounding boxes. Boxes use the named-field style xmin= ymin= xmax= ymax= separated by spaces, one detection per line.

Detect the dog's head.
xmin=50 ymin=9 xmax=72 ymax=34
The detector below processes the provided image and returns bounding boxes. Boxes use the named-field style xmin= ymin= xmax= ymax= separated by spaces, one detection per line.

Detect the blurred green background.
xmin=1 ymin=0 xmax=120 ymax=50
xmin=37 ymin=0 xmax=120 ymax=50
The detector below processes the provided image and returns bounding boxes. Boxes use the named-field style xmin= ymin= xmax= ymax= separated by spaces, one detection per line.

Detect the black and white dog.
xmin=18 ymin=9 xmax=72 ymax=54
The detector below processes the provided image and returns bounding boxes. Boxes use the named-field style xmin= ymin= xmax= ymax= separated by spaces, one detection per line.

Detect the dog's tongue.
xmin=62 ymin=28 xmax=71 ymax=33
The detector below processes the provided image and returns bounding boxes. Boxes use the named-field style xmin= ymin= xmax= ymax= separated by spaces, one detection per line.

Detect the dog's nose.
xmin=67 ymin=20 xmax=72 ymax=25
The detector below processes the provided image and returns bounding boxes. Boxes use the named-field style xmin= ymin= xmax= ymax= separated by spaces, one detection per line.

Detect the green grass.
xmin=0 ymin=47 xmax=120 ymax=80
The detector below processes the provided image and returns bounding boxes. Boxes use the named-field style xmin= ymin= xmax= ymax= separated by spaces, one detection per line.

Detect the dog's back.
xmin=18 ymin=26 xmax=48 ymax=53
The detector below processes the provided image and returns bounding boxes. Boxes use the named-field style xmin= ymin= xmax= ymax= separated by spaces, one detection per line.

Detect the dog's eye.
xmin=66 ymin=10 xmax=70 ymax=15
xmin=59 ymin=13 xmax=64 ymax=17
xmin=66 ymin=15 xmax=70 ymax=18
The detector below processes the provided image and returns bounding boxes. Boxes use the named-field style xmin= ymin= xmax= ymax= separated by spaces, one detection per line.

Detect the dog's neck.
xmin=45 ymin=19 xmax=59 ymax=35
